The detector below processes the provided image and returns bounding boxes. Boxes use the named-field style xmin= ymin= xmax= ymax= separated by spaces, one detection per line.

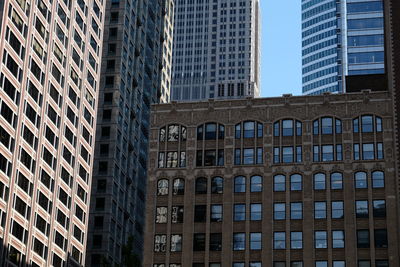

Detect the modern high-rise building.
xmin=0 ymin=0 xmax=105 ymax=266
xmin=171 ymin=0 xmax=260 ymax=101
xmin=144 ymin=91 xmax=399 ymax=267
xmin=85 ymin=0 xmax=174 ymax=265
xmin=302 ymin=0 xmax=385 ymax=95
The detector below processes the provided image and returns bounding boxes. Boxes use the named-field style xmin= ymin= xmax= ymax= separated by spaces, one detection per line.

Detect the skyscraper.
xmin=0 ymin=0 xmax=105 ymax=266
xmin=302 ymin=0 xmax=385 ymax=95
xmin=85 ymin=0 xmax=174 ymax=265
xmin=171 ymin=0 xmax=260 ymax=101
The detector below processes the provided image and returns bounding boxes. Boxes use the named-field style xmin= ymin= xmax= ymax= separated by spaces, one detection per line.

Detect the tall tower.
xmin=85 ymin=0 xmax=174 ymax=265
xmin=171 ymin=0 xmax=260 ymax=101
xmin=0 ymin=0 xmax=105 ymax=266
xmin=302 ymin=0 xmax=385 ymax=95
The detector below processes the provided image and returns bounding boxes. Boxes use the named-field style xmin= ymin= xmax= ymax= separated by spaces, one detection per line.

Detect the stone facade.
xmin=143 ymin=91 xmax=399 ymax=267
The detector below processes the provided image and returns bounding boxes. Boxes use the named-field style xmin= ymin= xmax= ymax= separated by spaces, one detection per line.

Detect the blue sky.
xmin=260 ymin=1 xmax=302 ymax=97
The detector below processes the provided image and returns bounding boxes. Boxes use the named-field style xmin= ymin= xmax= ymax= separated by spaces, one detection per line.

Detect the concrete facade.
xmin=171 ymin=0 xmax=260 ymax=101
xmin=144 ymin=92 xmax=399 ymax=267
xmin=0 ymin=0 xmax=105 ymax=266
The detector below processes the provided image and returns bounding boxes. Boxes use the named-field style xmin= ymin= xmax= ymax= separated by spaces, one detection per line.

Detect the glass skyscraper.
xmin=302 ymin=0 xmax=385 ymax=95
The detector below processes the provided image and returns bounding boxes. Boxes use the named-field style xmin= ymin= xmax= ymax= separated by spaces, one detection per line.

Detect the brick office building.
xmin=143 ymin=91 xmax=398 ymax=267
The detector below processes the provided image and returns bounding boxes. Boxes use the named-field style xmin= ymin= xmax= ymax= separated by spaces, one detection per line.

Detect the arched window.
xmin=274 ymin=119 xmax=302 ymax=136
xmin=211 ymin=177 xmax=223 ymax=193
xmin=354 ymin=172 xmax=368 ymax=189
xmin=195 ymin=177 xmax=207 ymax=194
xmin=313 ymin=117 xmax=342 ymax=135
xmin=313 ymin=173 xmax=326 ymax=190
xmin=250 ymin=175 xmax=262 ymax=192
xmin=234 ymin=176 xmax=246 ymax=193
xmin=197 ymin=123 xmax=225 ymax=140
xmin=290 ymin=174 xmax=302 ymax=191
xmin=173 ymin=178 xmax=185 ymax=195
xmin=235 ymin=121 xmax=263 ymax=139
xmin=273 ymin=175 xmax=285 ymax=192
xmin=330 ymin=172 xmax=343 ymax=190
xmin=157 ymin=179 xmax=169 ymax=195
xmin=353 ymin=115 xmax=383 ymax=133
xmin=372 ymin=171 xmax=384 ymax=188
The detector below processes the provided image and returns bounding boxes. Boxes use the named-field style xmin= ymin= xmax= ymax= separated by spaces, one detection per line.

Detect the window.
xmin=373 ymin=200 xmax=386 ymax=218
xmin=336 ymin=144 xmax=343 ymax=161
xmin=355 ymin=172 xmax=367 ymax=189
xmin=313 ymin=146 xmax=320 ymax=161
xmin=376 ymin=117 xmax=383 ymax=132
xmin=211 ymin=205 xmax=223 ymax=222
xmin=354 ymin=144 xmax=360 ymax=160
xmin=234 ymin=204 xmax=246 ymax=221
xmin=315 ymin=262 xmax=328 ymax=267
xmin=233 ymin=233 xmax=245 ymax=250
xmin=274 ymin=203 xmax=285 ymax=220
xmin=194 ymin=205 xmax=206 ymax=222
xmin=332 ymin=231 xmax=345 ymax=248
xmin=375 ymin=261 xmax=389 ymax=267
xmin=154 ymin=235 xmax=166 ymax=252
xmin=170 ymin=235 xmax=182 ymax=252
xmin=356 ymin=201 xmax=369 ymax=218
xmin=290 ymin=174 xmax=302 ymax=191
xmin=250 ymin=233 xmax=262 ymax=250
xmin=292 ymin=262 xmax=303 ymax=267
xmin=314 ymin=202 xmax=326 ymax=219
xmin=291 ymin=232 xmax=303 ymax=249
xmin=171 ymin=206 xmax=184 ymax=223
xmin=314 ymin=173 xmax=326 ymax=190
xmin=173 ymin=179 xmax=184 ymax=195
xmin=377 ymin=143 xmax=384 ymax=159
xmin=195 ymin=177 xmax=207 ymax=194
xmin=273 ymin=147 xmax=280 ymax=163
xmin=234 ymin=176 xmax=246 ymax=193
xmin=211 ymin=177 xmax=223 ymax=193
xmin=156 ymin=207 xmax=167 ymax=224
xmin=321 ymin=117 xmax=333 ymax=134
xmin=250 ymin=175 xmax=262 ymax=192
xmin=374 ymin=229 xmax=387 ymax=248
xmin=358 ymin=261 xmax=371 ymax=267
xmin=244 ymin=121 xmax=255 ymax=138
xmin=321 ymin=145 xmax=334 ymax=161
xmin=282 ymin=147 xmax=294 ymax=163
xmin=250 ymin=204 xmax=262 ymax=221
xmin=332 ymin=201 xmax=344 ymax=219
xmin=372 ymin=171 xmax=384 ymax=188
xmin=157 ymin=179 xmax=168 ymax=195
xmin=331 ymin=172 xmax=343 ymax=190
xmin=274 ymin=175 xmax=285 ymax=191
xmin=282 ymin=119 xmax=294 ymax=136
xmin=333 ymin=262 xmax=345 ymax=267
xmin=357 ymin=230 xmax=370 ymax=248
xmin=362 ymin=143 xmax=374 ymax=160
xmin=315 ymin=231 xmax=327 ymax=248
xmin=274 ymin=263 xmax=286 ymax=267
xmin=210 ymin=233 xmax=222 ymax=251
xmin=274 ymin=232 xmax=286 ymax=249
xmin=361 ymin=115 xmax=373 ymax=132
xmin=193 ymin=233 xmax=205 ymax=251
xmin=243 ymin=148 xmax=254 ymax=164
xmin=290 ymin=202 xmax=302 ymax=219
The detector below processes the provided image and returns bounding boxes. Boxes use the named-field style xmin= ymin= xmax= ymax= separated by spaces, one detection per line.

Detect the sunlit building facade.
xmin=0 ymin=0 xmax=105 ymax=266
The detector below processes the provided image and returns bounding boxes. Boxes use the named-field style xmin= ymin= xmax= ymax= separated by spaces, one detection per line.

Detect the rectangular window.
xmin=194 ymin=205 xmax=206 ymax=222
xmin=256 ymin=148 xmax=263 ymax=164
xmin=290 ymin=202 xmax=302 ymax=219
xmin=282 ymin=147 xmax=294 ymax=163
xmin=362 ymin=143 xmax=374 ymax=160
xmin=193 ymin=233 xmax=205 ymax=251
xmin=374 ymin=229 xmax=387 ymax=248
xmin=210 ymin=233 xmax=222 ymax=251
xmin=322 ymin=145 xmax=334 ymax=161
xmin=336 ymin=144 xmax=343 ymax=161
xmin=332 ymin=230 xmax=345 ymax=248
xmin=250 ymin=233 xmax=262 ymax=250
xmin=274 ymin=203 xmax=285 ymax=220
xmin=314 ymin=202 xmax=327 ymax=219
xmin=243 ymin=148 xmax=254 ymax=164
xmin=356 ymin=200 xmax=369 ymax=218
xmin=313 ymin=145 xmax=319 ymax=162
xmin=296 ymin=146 xmax=302 ymax=162
xmin=315 ymin=231 xmax=327 ymax=248
xmin=357 ymin=230 xmax=370 ymax=248
xmin=234 ymin=204 xmax=246 ymax=221
xmin=273 ymin=147 xmax=280 ymax=163
xmin=250 ymin=203 xmax=262 ymax=221
xmin=273 ymin=232 xmax=285 ymax=249
xmin=373 ymin=200 xmax=386 ymax=218
xmin=211 ymin=205 xmax=223 ymax=222
xmin=233 ymin=233 xmax=245 ymax=250
xmin=354 ymin=144 xmax=360 ymax=160
xmin=234 ymin=148 xmax=241 ymax=165
xmin=291 ymin=232 xmax=303 ymax=249
xmin=204 ymin=150 xmax=216 ymax=166
xmin=332 ymin=201 xmax=344 ymax=219
xmin=377 ymin=143 xmax=384 ymax=159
